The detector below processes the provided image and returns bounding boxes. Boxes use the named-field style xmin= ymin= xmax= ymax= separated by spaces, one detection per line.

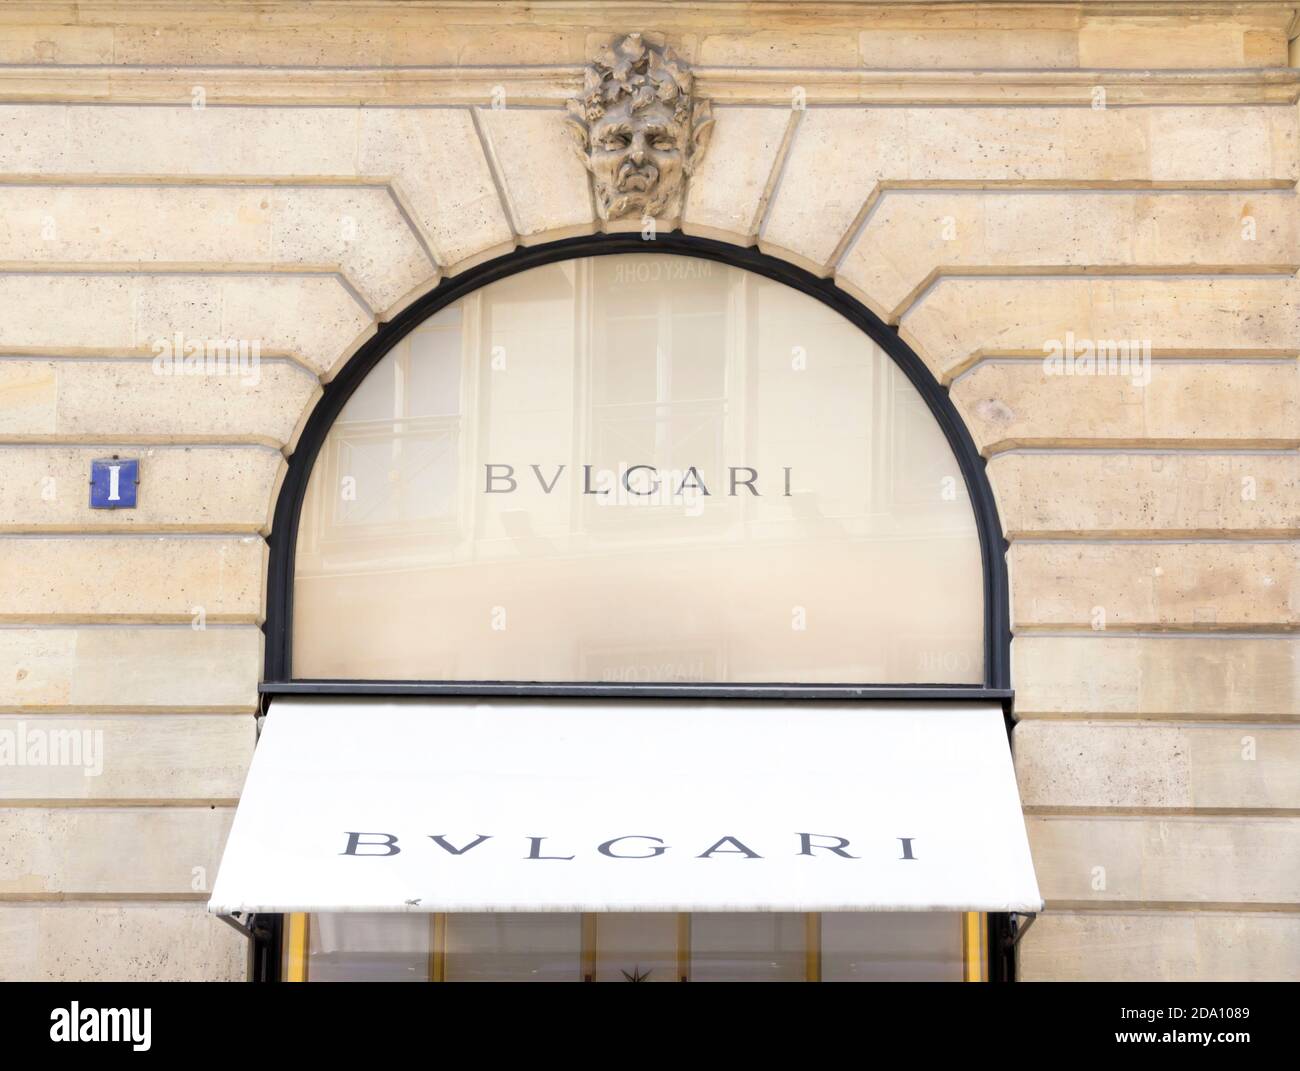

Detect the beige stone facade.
xmin=0 ymin=0 xmax=1297 ymax=980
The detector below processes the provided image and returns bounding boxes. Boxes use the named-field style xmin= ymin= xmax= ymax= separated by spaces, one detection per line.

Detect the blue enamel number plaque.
xmin=89 ymin=458 xmax=139 ymax=509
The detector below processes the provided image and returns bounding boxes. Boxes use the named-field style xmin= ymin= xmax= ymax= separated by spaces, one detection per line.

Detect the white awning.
xmin=209 ymin=697 xmax=1041 ymax=915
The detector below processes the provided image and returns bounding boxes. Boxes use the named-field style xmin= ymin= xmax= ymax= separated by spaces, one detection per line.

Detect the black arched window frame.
xmin=260 ymin=233 xmax=1012 ymax=702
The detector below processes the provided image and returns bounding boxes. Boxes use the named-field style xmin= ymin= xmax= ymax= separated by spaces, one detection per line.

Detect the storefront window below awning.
xmin=296 ymin=911 xmax=969 ymax=983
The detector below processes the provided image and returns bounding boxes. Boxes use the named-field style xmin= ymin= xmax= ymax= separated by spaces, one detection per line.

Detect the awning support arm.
xmin=1005 ymin=911 xmax=1037 ymax=949
xmin=218 ymin=911 xmax=255 ymax=939
xmin=218 ymin=913 xmax=282 ymax=982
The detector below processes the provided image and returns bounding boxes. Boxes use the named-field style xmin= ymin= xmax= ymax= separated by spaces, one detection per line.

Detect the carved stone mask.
xmin=566 ymin=33 xmax=714 ymax=221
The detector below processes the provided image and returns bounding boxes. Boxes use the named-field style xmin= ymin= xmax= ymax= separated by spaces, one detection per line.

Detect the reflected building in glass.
xmin=294 ymin=254 xmax=984 ymax=686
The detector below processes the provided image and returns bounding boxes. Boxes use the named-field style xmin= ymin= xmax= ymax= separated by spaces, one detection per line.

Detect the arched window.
xmin=271 ymin=239 xmax=1006 ymax=694
xmin=233 ymin=238 xmax=1033 ymax=985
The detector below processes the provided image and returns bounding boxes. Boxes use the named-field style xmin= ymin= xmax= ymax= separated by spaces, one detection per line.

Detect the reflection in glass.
xmin=299 ymin=911 xmax=967 ymax=982
xmin=821 ymin=912 xmax=964 ymax=982
xmin=690 ymin=913 xmax=806 ymax=982
xmin=590 ymin=914 xmax=680 ymax=983
xmin=443 ymin=913 xmax=582 ymax=982
xmin=293 ymin=254 xmax=983 ymax=683
xmin=306 ymin=913 xmax=430 ymax=982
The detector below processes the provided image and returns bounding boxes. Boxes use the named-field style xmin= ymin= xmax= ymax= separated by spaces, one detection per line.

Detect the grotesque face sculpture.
xmin=567 ymin=33 xmax=713 ymax=222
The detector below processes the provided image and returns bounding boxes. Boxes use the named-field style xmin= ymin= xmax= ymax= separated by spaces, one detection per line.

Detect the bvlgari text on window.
xmin=484 ymin=463 xmax=794 ymax=497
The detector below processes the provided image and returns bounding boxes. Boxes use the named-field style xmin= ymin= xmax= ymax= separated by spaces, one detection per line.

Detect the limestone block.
xmin=264 ymin=187 xmax=436 ymax=314
xmin=903 ymin=277 xmax=1300 ymax=382
xmin=475 ymin=107 xmax=594 ymax=243
xmin=1026 ymin=815 xmax=1300 ymax=906
xmin=1078 ymin=23 xmax=1286 ymax=68
xmin=1015 ymin=721 xmax=1300 ymax=811
xmin=952 ymin=360 xmax=1300 ymax=453
xmin=0 ymin=446 xmax=283 ymax=533
xmin=0 ymin=186 xmax=278 ymax=263
xmin=0 ymin=273 xmax=371 ymax=376
xmin=0 ymin=25 xmax=115 ymax=64
xmin=0 ymin=808 xmax=232 ymax=897
xmin=840 ymin=190 xmax=1299 ymax=320
xmin=0 ymin=358 xmax=319 ymax=448
xmin=0 ymin=272 xmax=135 ymax=352
xmin=758 ymin=108 xmax=908 ymax=274
xmin=1019 ymin=911 xmax=1300 ymax=981
xmin=766 ymin=107 xmax=1296 ymax=281
xmin=0 ymin=360 xmax=56 ymax=436
xmin=109 ymin=22 xmax=580 ymax=67
xmin=0 ymin=104 xmax=514 ymax=275
xmin=1247 ymin=29 xmax=1290 ymax=65
xmin=856 ymin=30 xmax=1079 ymax=69
xmin=696 ymin=30 xmax=862 ymax=67
xmin=8 ymin=3 xmax=1277 ymax=73
xmin=1130 ymin=192 xmax=1298 ymax=266
xmin=0 ymin=105 xmax=75 ymax=171
xmin=0 ymin=902 xmax=246 ymax=981
xmin=1009 ymin=542 xmax=1299 ymax=631
xmin=683 ymin=106 xmax=791 ymax=244
xmin=0 ymin=536 xmax=266 ymax=624
xmin=0 ymin=626 xmax=261 ymax=713
xmin=989 ymin=453 xmax=1300 ymax=538
xmin=1148 ymin=106 xmax=1298 ymax=183
xmin=0 ymin=715 xmax=254 ymax=803
xmin=357 ymin=107 xmax=515 ymax=269
xmin=1012 ymin=635 xmax=1299 ymax=720
xmin=58 ymin=104 xmax=359 ymax=175
xmin=902 ymin=107 xmax=1149 ymax=183
xmin=1187 ymin=726 xmax=1300 ymax=811
xmin=207 ymin=276 xmax=373 ymax=377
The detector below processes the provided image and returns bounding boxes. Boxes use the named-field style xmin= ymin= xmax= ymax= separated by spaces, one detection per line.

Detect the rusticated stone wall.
xmin=0 ymin=0 xmax=1296 ymax=980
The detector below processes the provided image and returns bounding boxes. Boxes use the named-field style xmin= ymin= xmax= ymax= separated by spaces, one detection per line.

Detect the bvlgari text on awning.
xmin=341 ymin=832 xmax=918 ymax=860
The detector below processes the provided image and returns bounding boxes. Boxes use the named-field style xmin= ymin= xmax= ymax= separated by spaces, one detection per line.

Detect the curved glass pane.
xmin=292 ymin=253 xmax=983 ymax=683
